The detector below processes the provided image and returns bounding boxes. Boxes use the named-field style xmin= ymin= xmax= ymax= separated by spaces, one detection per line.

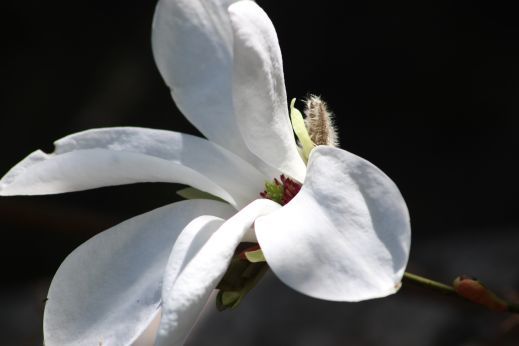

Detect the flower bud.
xmin=304 ymin=95 xmax=338 ymax=147
xmin=453 ymin=275 xmax=508 ymax=312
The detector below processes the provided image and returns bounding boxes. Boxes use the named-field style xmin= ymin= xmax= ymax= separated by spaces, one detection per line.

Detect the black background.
xmin=1 ymin=1 xmax=519 ymax=345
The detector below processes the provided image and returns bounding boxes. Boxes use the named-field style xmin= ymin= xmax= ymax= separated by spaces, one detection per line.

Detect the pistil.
xmin=260 ymin=174 xmax=302 ymax=206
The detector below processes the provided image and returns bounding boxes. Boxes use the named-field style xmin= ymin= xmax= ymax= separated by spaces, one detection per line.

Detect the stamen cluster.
xmin=260 ymin=174 xmax=302 ymax=206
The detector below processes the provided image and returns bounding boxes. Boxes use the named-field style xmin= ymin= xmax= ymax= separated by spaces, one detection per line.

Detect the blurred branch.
xmin=404 ymin=271 xmax=519 ymax=314
xmin=0 ymin=199 xmax=117 ymax=236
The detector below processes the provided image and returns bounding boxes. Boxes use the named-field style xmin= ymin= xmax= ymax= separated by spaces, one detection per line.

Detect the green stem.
xmin=403 ymin=271 xmax=519 ymax=314
xmin=403 ymin=272 xmax=456 ymax=295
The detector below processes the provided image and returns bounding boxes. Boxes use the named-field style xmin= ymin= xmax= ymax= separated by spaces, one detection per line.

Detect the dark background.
xmin=1 ymin=1 xmax=519 ymax=345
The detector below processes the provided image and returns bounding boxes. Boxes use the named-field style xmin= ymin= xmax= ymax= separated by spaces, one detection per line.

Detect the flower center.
xmin=260 ymin=174 xmax=302 ymax=206
xmin=216 ymin=179 xmax=301 ymax=311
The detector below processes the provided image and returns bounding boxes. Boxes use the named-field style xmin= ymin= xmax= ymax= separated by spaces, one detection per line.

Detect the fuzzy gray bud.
xmin=304 ymin=95 xmax=339 ymax=147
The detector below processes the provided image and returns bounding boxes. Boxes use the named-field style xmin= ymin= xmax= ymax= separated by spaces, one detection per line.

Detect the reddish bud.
xmin=453 ymin=275 xmax=508 ymax=312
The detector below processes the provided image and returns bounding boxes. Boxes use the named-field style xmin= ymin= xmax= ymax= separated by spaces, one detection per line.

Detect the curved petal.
xmin=151 ymin=0 xmax=249 ymax=160
xmin=255 ymin=146 xmax=411 ymax=301
xmin=229 ymin=1 xmax=306 ymax=182
xmin=43 ymin=199 xmax=236 ymax=346
xmin=156 ymin=198 xmax=281 ymax=346
xmin=0 ymin=127 xmax=265 ymax=208
xmin=156 ymin=216 xmax=225 ymax=346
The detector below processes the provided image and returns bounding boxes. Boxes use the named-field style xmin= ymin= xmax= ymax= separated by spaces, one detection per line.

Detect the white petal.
xmin=156 ymin=198 xmax=281 ymax=346
xmin=43 ymin=199 xmax=236 ymax=346
xmin=152 ymin=0 xmax=253 ymax=163
xmin=229 ymin=1 xmax=306 ymax=182
xmin=0 ymin=127 xmax=265 ymax=208
xmin=255 ymin=146 xmax=411 ymax=301
xmin=156 ymin=216 xmax=225 ymax=346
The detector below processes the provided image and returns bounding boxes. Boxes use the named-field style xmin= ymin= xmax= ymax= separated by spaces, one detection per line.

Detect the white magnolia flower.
xmin=0 ymin=0 xmax=411 ymax=345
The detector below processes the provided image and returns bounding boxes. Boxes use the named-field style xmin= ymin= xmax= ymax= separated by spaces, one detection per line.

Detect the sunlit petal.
xmin=156 ymin=199 xmax=281 ymax=345
xmin=0 ymin=127 xmax=264 ymax=208
xmin=256 ymin=146 xmax=411 ymax=301
xmin=229 ymin=1 xmax=306 ymax=182
xmin=43 ymin=199 xmax=235 ymax=346
xmin=152 ymin=0 xmax=266 ymax=169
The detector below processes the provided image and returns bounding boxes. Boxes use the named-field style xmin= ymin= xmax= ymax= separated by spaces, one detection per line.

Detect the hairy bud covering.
xmin=304 ymin=95 xmax=338 ymax=147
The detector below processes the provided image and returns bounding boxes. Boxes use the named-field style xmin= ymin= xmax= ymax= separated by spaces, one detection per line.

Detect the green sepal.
xmin=176 ymin=187 xmax=224 ymax=202
xmin=244 ymin=248 xmax=266 ymax=263
xmin=216 ymin=257 xmax=269 ymax=311
xmin=216 ymin=257 xmax=250 ymax=291
xmin=290 ymin=98 xmax=315 ymax=162
xmin=216 ymin=291 xmax=242 ymax=311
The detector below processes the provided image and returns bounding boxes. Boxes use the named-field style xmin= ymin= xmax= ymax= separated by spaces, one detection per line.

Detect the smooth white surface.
xmin=1 ymin=0 xmax=414 ymax=344
xmin=43 ymin=199 xmax=235 ymax=346
xmin=152 ymin=0 xmax=242 ymax=153
xmin=157 ymin=216 xmax=225 ymax=346
xmin=152 ymin=0 xmax=281 ymax=179
xmin=156 ymin=199 xmax=281 ymax=345
xmin=256 ymin=146 xmax=411 ymax=301
xmin=229 ymin=1 xmax=306 ymax=182
xmin=0 ymin=127 xmax=264 ymax=208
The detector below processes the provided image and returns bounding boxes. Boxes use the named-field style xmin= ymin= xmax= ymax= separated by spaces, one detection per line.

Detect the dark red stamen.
xmin=280 ymin=174 xmax=302 ymax=205
xmin=260 ymin=174 xmax=302 ymax=206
